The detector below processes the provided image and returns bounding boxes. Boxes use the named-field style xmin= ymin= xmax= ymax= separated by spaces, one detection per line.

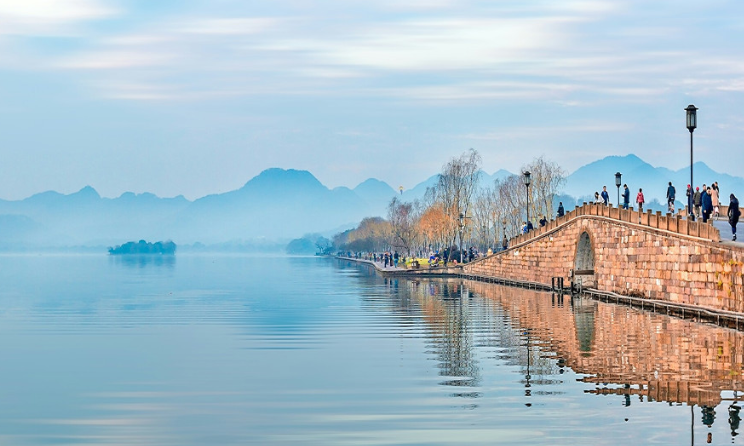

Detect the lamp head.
xmin=685 ymin=104 xmax=698 ymax=132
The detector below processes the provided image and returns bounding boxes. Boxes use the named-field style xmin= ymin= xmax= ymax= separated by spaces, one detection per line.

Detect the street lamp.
xmin=459 ymin=212 xmax=465 ymax=263
xmin=523 ymin=171 xmax=531 ymax=228
xmin=502 ymin=218 xmax=507 ymax=250
xmin=686 ymin=104 xmax=698 ymax=220
xmin=615 ymin=172 xmax=622 ymax=207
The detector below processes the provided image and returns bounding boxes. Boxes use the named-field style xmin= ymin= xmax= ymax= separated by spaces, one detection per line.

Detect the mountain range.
xmin=0 ymin=155 xmax=739 ymax=250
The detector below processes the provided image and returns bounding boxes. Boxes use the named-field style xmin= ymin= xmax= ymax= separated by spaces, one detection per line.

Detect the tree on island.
xmin=108 ymin=240 xmax=176 ymax=255
xmin=285 ymin=233 xmax=332 ymax=255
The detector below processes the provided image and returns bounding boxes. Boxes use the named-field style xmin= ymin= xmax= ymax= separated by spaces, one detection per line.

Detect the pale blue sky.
xmin=1 ymin=0 xmax=743 ymax=200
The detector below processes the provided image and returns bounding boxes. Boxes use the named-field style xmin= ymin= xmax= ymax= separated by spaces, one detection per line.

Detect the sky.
xmin=1 ymin=0 xmax=744 ymax=200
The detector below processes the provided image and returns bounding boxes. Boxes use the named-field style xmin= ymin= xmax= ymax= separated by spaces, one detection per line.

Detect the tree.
xmin=522 ymin=156 xmax=567 ymax=222
xmin=433 ymin=149 xmax=482 ymax=259
xmin=387 ymin=197 xmax=419 ymax=255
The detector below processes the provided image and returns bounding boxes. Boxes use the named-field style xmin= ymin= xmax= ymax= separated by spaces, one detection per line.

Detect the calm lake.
xmin=0 ymin=254 xmax=742 ymax=445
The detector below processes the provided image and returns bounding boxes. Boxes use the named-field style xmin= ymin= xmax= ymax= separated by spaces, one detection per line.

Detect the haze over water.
xmin=0 ymin=254 xmax=741 ymax=445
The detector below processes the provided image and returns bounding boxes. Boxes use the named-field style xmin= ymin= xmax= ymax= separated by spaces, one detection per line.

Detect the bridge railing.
xmin=508 ymin=202 xmax=720 ymax=248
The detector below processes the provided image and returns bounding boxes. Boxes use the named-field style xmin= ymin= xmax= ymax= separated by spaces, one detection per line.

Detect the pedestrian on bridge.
xmin=712 ymin=182 xmax=720 ymax=218
xmin=622 ymin=184 xmax=630 ymax=210
xmin=729 ymin=194 xmax=740 ymax=241
xmin=667 ymin=182 xmax=676 ymax=213
xmin=601 ymin=186 xmax=609 ymax=206
xmin=636 ymin=188 xmax=645 ymax=213
xmin=702 ymin=187 xmax=713 ymax=223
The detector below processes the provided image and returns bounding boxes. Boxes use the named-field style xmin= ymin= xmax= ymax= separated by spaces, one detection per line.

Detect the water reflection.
xmin=109 ymin=254 xmax=176 ymax=268
xmin=372 ymin=273 xmax=744 ymax=437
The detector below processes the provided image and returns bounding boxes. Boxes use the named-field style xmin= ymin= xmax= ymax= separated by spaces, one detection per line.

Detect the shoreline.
xmin=335 ymin=255 xmax=744 ymax=331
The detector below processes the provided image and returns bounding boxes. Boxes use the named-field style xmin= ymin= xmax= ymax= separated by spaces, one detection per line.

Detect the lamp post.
xmin=615 ymin=172 xmax=622 ymax=207
xmin=459 ymin=212 xmax=465 ymax=263
xmin=686 ymin=104 xmax=698 ymax=220
xmin=523 ymin=171 xmax=531 ymax=228
xmin=502 ymin=218 xmax=507 ymax=250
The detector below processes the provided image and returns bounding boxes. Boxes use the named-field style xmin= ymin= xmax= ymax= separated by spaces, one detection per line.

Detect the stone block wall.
xmin=465 ymin=211 xmax=744 ymax=314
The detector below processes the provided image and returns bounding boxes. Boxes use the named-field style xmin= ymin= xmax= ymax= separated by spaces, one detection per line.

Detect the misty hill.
xmin=167 ymin=168 xmax=373 ymax=243
xmin=0 ymin=159 xmax=741 ymax=250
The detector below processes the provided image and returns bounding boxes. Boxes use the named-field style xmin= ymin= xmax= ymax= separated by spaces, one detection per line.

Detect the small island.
xmin=108 ymin=240 xmax=176 ymax=255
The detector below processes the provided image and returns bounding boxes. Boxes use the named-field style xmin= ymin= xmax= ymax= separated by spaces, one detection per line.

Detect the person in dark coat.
xmin=667 ymin=182 xmax=676 ymax=213
xmin=622 ymin=184 xmax=630 ymax=210
xmin=601 ymin=186 xmax=609 ymax=206
xmin=557 ymin=202 xmax=565 ymax=217
xmin=702 ymin=187 xmax=713 ymax=223
xmin=729 ymin=194 xmax=740 ymax=241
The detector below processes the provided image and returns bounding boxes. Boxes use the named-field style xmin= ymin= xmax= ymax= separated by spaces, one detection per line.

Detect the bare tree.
xmin=522 ymin=156 xmax=567 ymax=222
xmin=433 ymin=149 xmax=482 ymax=258
xmin=387 ymin=197 xmax=419 ymax=255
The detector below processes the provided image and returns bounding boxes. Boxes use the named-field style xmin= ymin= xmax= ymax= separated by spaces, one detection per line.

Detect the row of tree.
xmin=333 ymin=149 xmax=566 ymax=259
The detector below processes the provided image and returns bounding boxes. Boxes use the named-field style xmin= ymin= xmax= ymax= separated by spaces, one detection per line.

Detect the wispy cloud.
xmin=0 ymin=0 xmax=117 ymax=35
xmin=5 ymin=0 xmax=744 ymax=108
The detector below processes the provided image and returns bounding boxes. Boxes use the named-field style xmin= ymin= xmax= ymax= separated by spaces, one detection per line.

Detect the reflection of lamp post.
xmin=398 ymin=185 xmax=404 ymax=196
xmin=686 ymin=104 xmax=698 ymax=220
xmin=459 ymin=212 xmax=465 ymax=263
xmin=525 ymin=331 xmax=532 ymax=403
xmin=523 ymin=171 xmax=531 ymax=226
xmin=615 ymin=172 xmax=622 ymax=207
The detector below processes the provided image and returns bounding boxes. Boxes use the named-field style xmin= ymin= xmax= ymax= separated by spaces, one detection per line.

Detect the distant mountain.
xmin=0 ymin=158 xmax=741 ymax=250
xmin=353 ymin=178 xmax=398 ymax=211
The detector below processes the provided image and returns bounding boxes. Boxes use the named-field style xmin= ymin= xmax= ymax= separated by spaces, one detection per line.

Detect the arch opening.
xmin=575 ymin=231 xmax=594 ymax=275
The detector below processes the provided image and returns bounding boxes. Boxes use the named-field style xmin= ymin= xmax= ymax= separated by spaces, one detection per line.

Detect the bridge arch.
xmin=574 ymin=230 xmax=596 ymax=284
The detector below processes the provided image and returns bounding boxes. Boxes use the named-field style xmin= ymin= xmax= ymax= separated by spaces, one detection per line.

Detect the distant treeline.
xmin=108 ymin=240 xmax=176 ymax=255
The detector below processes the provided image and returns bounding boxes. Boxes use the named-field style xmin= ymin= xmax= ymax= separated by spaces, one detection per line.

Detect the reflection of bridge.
xmin=464 ymin=203 xmax=744 ymax=314
xmin=464 ymin=280 xmax=744 ymax=409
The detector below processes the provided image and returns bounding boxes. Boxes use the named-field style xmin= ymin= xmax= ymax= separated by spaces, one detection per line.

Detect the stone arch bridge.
xmin=464 ymin=203 xmax=744 ymax=314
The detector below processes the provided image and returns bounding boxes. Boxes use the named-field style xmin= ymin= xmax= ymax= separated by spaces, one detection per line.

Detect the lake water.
xmin=0 ymin=254 xmax=742 ymax=445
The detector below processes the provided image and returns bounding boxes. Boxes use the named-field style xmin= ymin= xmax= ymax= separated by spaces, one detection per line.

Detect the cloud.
xmin=13 ymin=0 xmax=742 ymax=107
xmin=0 ymin=0 xmax=117 ymax=35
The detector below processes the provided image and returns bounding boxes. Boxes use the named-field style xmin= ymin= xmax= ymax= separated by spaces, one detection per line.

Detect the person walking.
xmin=686 ymin=184 xmax=693 ymax=219
xmin=712 ymin=182 xmax=720 ymax=218
xmin=636 ymin=188 xmax=645 ymax=213
xmin=557 ymin=202 xmax=565 ymax=217
xmin=729 ymin=194 xmax=740 ymax=241
xmin=693 ymin=187 xmax=702 ymax=219
xmin=702 ymin=187 xmax=713 ymax=223
xmin=622 ymin=184 xmax=630 ymax=210
xmin=393 ymin=251 xmax=399 ymax=268
xmin=667 ymin=182 xmax=676 ymax=213
xmin=601 ymin=186 xmax=609 ymax=206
